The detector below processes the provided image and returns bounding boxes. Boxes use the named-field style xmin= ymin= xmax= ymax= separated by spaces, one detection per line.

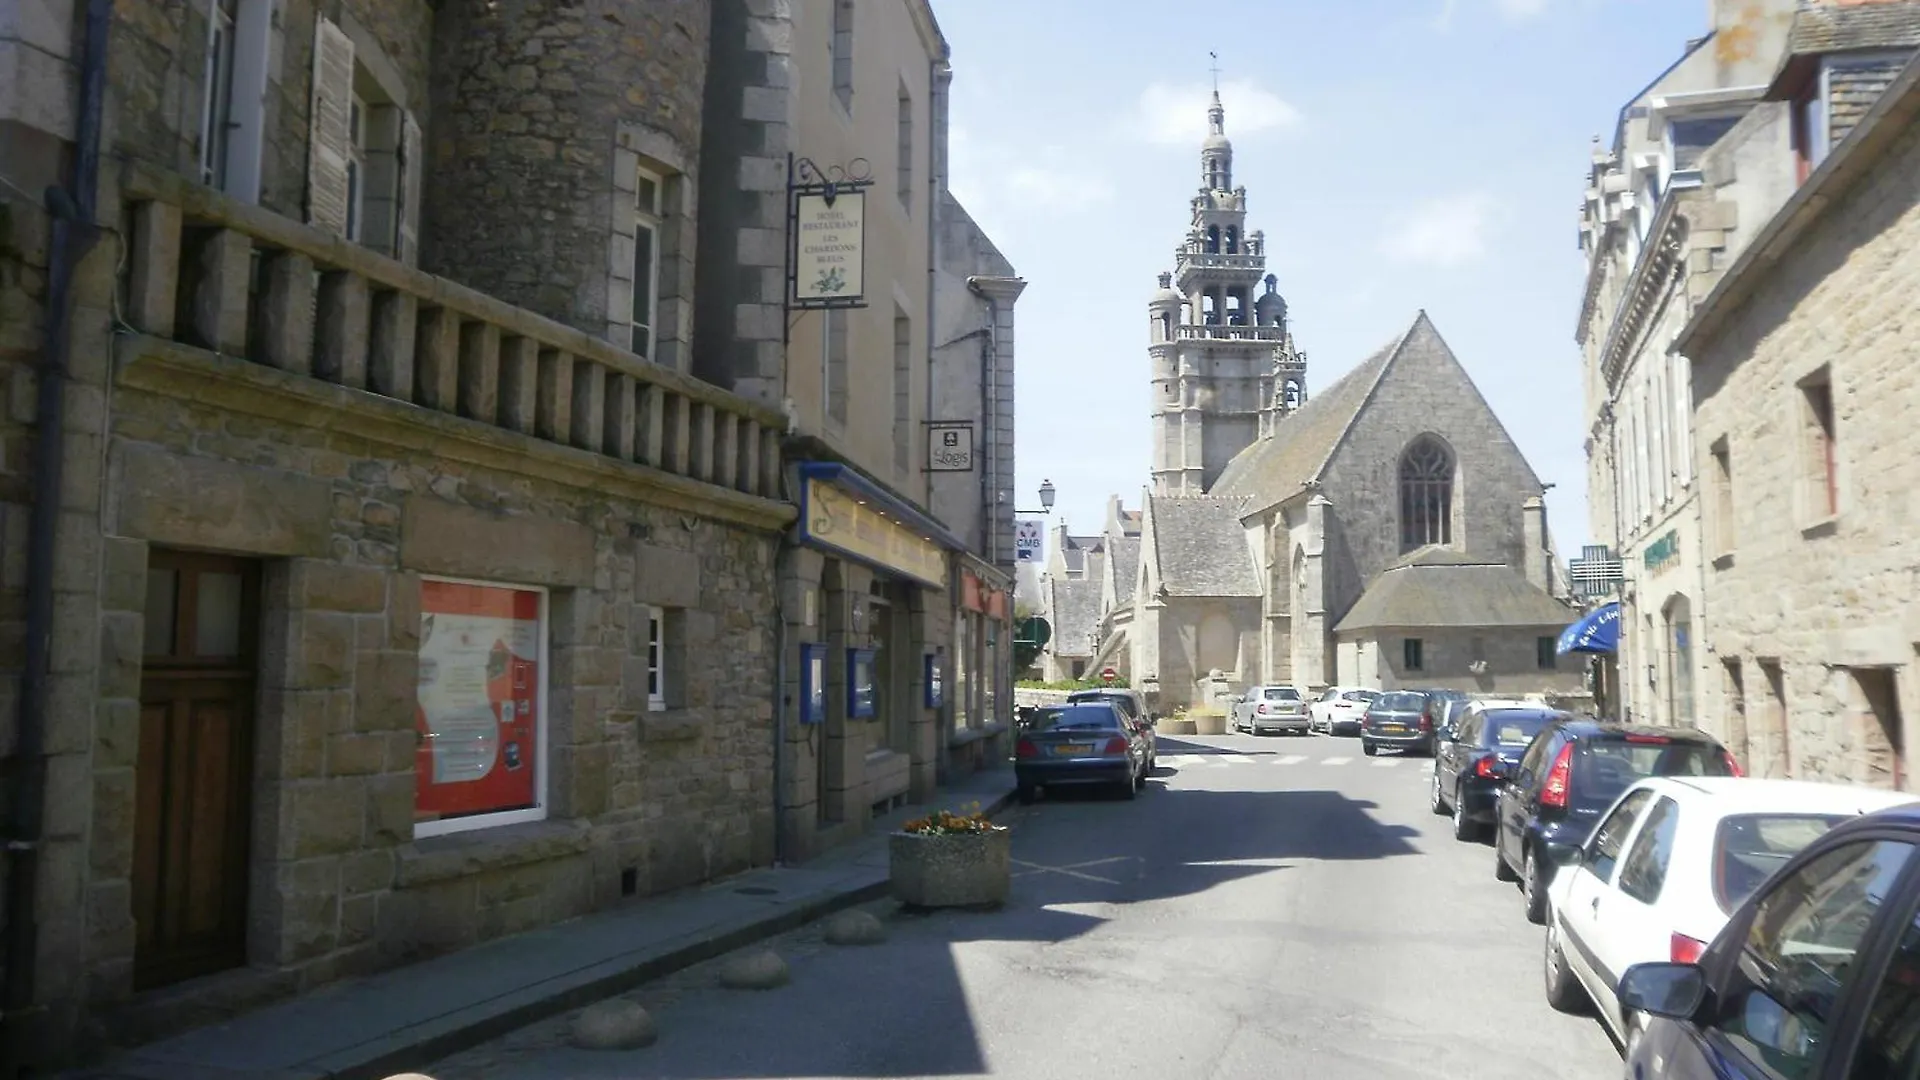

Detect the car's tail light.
xmin=1541 ymin=743 xmax=1575 ymax=808
xmin=1474 ymin=756 xmax=1501 ymax=778
xmin=1419 ymin=711 xmax=1433 ymax=733
xmin=1016 ymin=739 xmax=1037 ymax=759
xmin=1670 ymin=932 xmax=1708 ymax=965
xmin=1721 ymin=749 xmax=1744 ymax=777
xmin=1257 ymin=703 xmax=1268 ymax=715
xmin=1102 ymin=736 xmax=1130 ymax=756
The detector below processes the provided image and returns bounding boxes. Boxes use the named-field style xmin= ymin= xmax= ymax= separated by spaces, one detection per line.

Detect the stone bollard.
xmin=823 ymin=908 xmax=887 ymax=945
xmin=569 ymin=1000 xmax=659 ymax=1050
xmin=718 ymin=949 xmax=790 ymax=989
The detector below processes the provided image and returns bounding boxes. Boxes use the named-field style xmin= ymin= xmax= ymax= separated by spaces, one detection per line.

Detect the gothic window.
xmin=1206 ymin=225 xmax=1221 ymax=253
xmin=1225 ymin=226 xmax=1239 ymax=254
xmin=1283 ymin=381 xmax=1301 ymax=409
xmin=1158 ymin=313 xmax=1171 ymax=340
xmin=1399 ymin=437 xmax=1454 ymax=551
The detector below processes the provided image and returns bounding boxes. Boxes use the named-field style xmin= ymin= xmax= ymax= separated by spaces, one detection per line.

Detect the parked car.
xmin=1417 ymin=687 xmax=1470 ymax=733
xmin=1309 ymin=686 xmax=1380 ymax=736
xmin=1430 ymin=703 xmax=1566 ymax=840
xmin=1541 ymin=776 xmax=1919 ymax=1055
xmin=1233 ymin=685 xmax=1310 ymax=736
xmin=1066 ymin=688 xmax=1157 ymax=771
xmin=1013 ymin=702 xmax=1150 ymax=804
xmin=1359 ymin=690 xmax=1436 ymax=756
xmin=1490 ymin=719 xmax=1738 ymax=924
xmin=1613 ymin=800 xmax=1920 ymax=1075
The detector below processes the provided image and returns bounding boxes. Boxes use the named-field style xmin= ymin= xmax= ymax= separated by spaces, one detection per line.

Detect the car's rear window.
xmin=1067 ymin=692 xmax=1138 ymax=717
xmin=1575 ymin=737 xmax=1733 ymax=801
xmin=1480 ymin=710 xmax=1554 ymax=749
xmin=1264 ymin=687 xmax=1301 ymax=701
xmin=1029 ymin=705 xmax=1122 ymax=732
xmin=1713 ymin=813 xmax=1848 ymax=914
xmin=1342 ymin=690 xmax=1380 ymax=703
xmin=1374 ymin=692 xmax=1425 ymax=711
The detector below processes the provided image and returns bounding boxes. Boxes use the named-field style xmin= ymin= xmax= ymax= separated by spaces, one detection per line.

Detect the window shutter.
xmin=306 ymin=14 xmax=355 ymax=236
xmin=399 ymin=111 xmax=422 ymax=265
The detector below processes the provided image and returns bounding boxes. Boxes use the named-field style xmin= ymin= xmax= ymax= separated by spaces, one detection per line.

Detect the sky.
xmin=934 ymin=0 xmax=1707 ymax=566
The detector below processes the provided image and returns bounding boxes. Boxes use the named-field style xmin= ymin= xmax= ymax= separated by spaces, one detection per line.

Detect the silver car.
xmin=1234 ymin=685 xmax=1310 ymax=735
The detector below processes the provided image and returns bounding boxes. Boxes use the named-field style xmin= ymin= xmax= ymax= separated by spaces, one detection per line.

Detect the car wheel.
xmin=1362 ymin=740 xmax=1377 ymax=757
xmin=1452 ymin=786 xmax=1476 ymax=841
xmin=1543 ymin=920 xmax=1588 ymax=1014
xmin=1495 ymin=839 xmax=1518 ymax=882
xmin=1524 ymin=848 xmax=1549 ymax=925
xmin=1429 ymin=768 xmax=1448 ymax=815
xmin=1120 ymin=776 xmax=1137 ymax=800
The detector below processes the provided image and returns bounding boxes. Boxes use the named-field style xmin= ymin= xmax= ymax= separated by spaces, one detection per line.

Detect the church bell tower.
xmin=1148 ymin=87 xmax=1309 ymax=496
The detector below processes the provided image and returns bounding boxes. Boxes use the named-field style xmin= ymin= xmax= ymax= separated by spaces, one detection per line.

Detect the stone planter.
xmin=1162 ymin=717 xmax=1197 ymax=735
xmin=889 ymin=827 xmax=1012 ymax=909
xmin=1192 ymin=711 xmax=1228 ymax=735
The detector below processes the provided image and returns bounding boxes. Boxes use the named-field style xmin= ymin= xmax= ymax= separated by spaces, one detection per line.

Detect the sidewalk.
xmin=74 ymin=769 xmax=1015 ymax=1080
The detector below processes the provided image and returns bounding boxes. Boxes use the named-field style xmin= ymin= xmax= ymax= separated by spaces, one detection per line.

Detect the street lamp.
xmin=1018 ymin=479 xmax=1057 ymax=516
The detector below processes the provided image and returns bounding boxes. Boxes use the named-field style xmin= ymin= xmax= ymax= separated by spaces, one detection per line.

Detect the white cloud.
xmin=1495 ymin=0 xmax=1549 ymax=16
xmin=1132 ymin=77 xmax=1301 ymax=147
xmin=948 ymin=124 xmax=1114 ymax=221
xmin=1432 ymin=0 xmax=1552 ymax=29
xmin=1380 ymin=193 xmax=1498 ymax=268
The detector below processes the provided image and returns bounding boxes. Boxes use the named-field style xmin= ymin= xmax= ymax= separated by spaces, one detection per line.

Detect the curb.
xmin=336 ymin=784 xmax=1017 ymax=1080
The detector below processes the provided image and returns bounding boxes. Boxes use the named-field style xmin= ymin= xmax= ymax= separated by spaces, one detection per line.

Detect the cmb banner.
xmin=1014 ymin=519 xmax=1043 ymax=562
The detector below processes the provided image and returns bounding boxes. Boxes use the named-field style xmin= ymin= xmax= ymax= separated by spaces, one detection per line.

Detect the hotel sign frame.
xmin=786 ymin=155 xmax=872 ymax=330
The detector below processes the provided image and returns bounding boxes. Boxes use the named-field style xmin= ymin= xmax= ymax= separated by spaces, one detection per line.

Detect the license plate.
xmin=1054 ymin=744 xmax=1091 ymax=756
xmin=1380 ymin=725 xmax=1406 ymax=734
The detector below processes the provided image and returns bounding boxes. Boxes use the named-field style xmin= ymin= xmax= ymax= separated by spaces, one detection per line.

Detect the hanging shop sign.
xmin=787 ymin=157 xmax=872 ymax=310
xmin=1014 ymin=519 xmax=1043 ymax=562
xmin=414 ymin=579 xmax=545 ymax=828
xmin=927 ymin=421 xmax=975 ymax=472
xmin=802 ymin=477 xmax=946 ymax=587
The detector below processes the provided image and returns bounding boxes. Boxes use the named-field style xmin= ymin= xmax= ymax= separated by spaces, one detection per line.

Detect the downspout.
xmin=925 ymin=53 xmax=948 ymax=776
xmin=5 ymin=0 xmax=112 ymax=1049
xmin=772 ymin=465 xmax=794 ymax=867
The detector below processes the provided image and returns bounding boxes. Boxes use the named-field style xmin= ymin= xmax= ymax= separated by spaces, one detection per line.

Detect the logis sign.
xmin=927 ymin=422 xmax=974 ymax=472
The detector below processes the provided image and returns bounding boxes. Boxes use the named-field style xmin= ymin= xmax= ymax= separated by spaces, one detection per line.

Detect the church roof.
xmin=1107 ymin=534 xmax=1141 ymax=608
xmin=1333 ymin=559 xmax=1575 ymax=634
xmin=1147 ymin=495 xmax=1261 ymax=597
xmin=1210 ymin=317 xmax=1420 ymax=514
xmin=1046 ymin=577 xmax=1103 ymax=656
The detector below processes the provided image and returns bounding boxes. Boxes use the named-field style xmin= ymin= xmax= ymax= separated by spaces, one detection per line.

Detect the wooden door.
xmin=133 ymin=551 xmax=259 ymax=990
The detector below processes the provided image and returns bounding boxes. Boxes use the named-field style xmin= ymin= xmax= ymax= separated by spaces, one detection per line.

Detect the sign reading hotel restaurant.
xmin=793 ymin=189 xmax=866 ymax=305
xmin=803 ymin=478 xmax=945 ymax=587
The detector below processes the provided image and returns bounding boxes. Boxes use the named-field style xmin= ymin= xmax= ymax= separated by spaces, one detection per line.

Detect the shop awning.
xmin=795 ymin=461 xmax=968 ymax=588
xmin=1556 ymin=602 xmax=1621 ymax=656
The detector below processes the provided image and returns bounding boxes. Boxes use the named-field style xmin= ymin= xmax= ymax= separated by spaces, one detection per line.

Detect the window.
xmin=199 ymin=0 xmax=239 ymax=188
xmin=824 ymin=309 xmax=849 ymax=424
xmin=1712 ymin=814 xmax=1847 ymax=915
xmin=1791 ymin=78 xmax=1828 ymax=184
xmin=645 ymin=605 xmax=666 ymax=711
xmin=1710 ymin=437 xmax=1736 ymax=556
xmin=1709 ymin=840 xmax=1914 ymax=1078
xmin=893 ymin=308 xmax=911 ymax=476
xmin=1760 ymin=660 xmax=1789 ymax=778
xmin=305 ymin=16 xmax=419 ymax=258
xmin=1849 ymin=899 xmax=1920 ymax=1076
xmin=1585 ymin=788 xmax=1654 ymax=883
xmin=1723 ymin=659 xmax=1749 ymax=770
xmin=896 ymin=83 xmax=913 ymax=212
xmin=829 ymin=0 xmax=853 ymax=112
xmin=1537 ymin=636 xmax=1557 ymax=671
xmin=1398 ymin=437 xmax=1453 ymax=550
xmin=345 ymin=94 xmax=366 ymax=241
xmin=1617 ymin=796 xmax=1678 ymax=903
xmin=954 ymin=611 xmax=971 ymax=730
xmin=632 ymin=167 xmax=662 ymax=359
xmin=1849 ymin=668 xmax=1905 ymax=791
xmin=415 ymin=578 xmax=549 ymax=838
xmin=1799 ymin=371 xmax=1838 ymax=519
xmin=1402 ymin=638 xmax=1424 ymax=672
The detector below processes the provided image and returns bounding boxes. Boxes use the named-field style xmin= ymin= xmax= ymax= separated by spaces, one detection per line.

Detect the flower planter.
xmin=1192 ymin=711 xmax=1228 ymax=736
xmin=889 ymin=827 xmax=1012 ymax=909
xmin=1162 ymin=717 xmax=1197 ymax=735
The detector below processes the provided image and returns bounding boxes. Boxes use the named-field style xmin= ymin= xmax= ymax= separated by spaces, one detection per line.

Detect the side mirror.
xmin=1618 ymin=962 xmax=1709 ymax=1020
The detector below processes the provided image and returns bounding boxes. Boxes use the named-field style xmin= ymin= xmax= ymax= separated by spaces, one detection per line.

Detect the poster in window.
xmin=925 ymin=652 xmax=944 ymax=709
xmin=800 ymin=643 xmax=827 ymax=725
xmin=848 ymin=648 xmax=876 ymax=720
xmin=414 ymin=580 xmax=542 ymax=822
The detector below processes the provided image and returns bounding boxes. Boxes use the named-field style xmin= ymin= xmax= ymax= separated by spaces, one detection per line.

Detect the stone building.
xmin=1575 ymin=0 xmax=1798 ymax=726
xmin=1680 ymin=48 xmax=1920 ymax=789
xmin=0 ymin=0 xmax=1012 ymax=1071
xmin=1035 ymin=523 xmax=1105 ymax=681
xmin=694 ymin=0 xmax=1019 ymax=860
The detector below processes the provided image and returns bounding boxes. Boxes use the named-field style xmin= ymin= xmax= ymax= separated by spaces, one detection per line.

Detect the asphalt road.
xmin=429 ymin=731 xmax=1622 ymax=1080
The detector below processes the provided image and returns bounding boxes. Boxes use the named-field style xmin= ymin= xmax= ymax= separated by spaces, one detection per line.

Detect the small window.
xmin=829 ymin=0 xmax=853 ymax=112
xmin=199 ymin=0 xmax=240 ymax=188
xmin=896 ymin=83 xmax=913 ymax=212
xmin=1536 ymin=636 xmax=1557 ymax=671
xmin=344 ymin=94 xmax=366 ymax=242
xmin=1585 ymin=788 xmax=1654 ymax=883
xmin=632 ymin=166 xmax=663 ymax=359
xmin=1800 ymin=372 xmax=1838 ymax=519
xmin=646 ymin=605 xmax=665 ymax=711
xmin=1617 ymin=796 xmax=1678 ymax=903
xmin=824 ymin=309 xmax=849 ymax=424
xmin=892 ymin=308 xmax=911 ymax=475
xmin=1710 ymin=437 xmax=1736 ymax=556
xmin=1403 ymin=638 xmax=1424 ymax=672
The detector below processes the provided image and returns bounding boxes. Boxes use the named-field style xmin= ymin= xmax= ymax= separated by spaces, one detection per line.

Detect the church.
xmin=1043 ymin=91 xmax=1585 ymax=711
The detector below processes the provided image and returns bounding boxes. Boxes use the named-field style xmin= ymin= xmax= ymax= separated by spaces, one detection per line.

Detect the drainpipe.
xmin=4 ymin=0 xmax=112 ymax=1054
xmin=925 ymin=54 xmax=948 ymax=775
xmin=771 ymin=467 xmax=795 ymax=867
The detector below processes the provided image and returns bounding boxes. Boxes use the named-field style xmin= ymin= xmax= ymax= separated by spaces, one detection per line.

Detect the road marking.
xmin=1275 ymin=754 xmax=1307 ymax=765
xmin=1370 ymin=758 xmax=1401 ymax=768
xmin=1321 ymin=756 xmax=1353 ymax=765
xmin=1011 ymin=856 xmax=1134 ymax=885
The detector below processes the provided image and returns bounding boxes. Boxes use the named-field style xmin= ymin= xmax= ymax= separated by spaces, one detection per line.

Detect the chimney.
xmin=1522 ymin=497 xmax=1548 ymax=592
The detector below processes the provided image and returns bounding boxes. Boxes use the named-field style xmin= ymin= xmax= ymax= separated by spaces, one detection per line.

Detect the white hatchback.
xmin=1309 ymin=686 xmax=1379 ymax=736
xmin=1541 ymin=775 xmax=1919 ymax=1053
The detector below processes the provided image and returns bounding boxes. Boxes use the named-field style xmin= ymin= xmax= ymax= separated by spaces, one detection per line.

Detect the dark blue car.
xmin=1430 ymin=703 xmax=1568 ymax=841
xmin=1617 ymin=801 xmax=1920 ymax=1078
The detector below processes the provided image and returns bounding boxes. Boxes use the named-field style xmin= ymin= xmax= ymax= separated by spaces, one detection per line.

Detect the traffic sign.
xmin=1101 ymin=667 xmax=1118 ymax=684
xmin=1014 ymin=519 xmax=1043 ymax=562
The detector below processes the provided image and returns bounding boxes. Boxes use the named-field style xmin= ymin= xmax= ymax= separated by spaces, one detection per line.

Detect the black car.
xmin=1360 ymin=691 xmax=1435 ymax=756
xmin=1014 ymin=702 xmax=1150 ymax=804
xmin=1490 ymin=719 xmax=1736 ymax=924
xmin=1065 ymin=688 xmax=1157 ymax=772
xmin=1430 ymin=704 xmax=1567 ymax=841
xmin=1613 ymin=801 xmax=1920 ymax=1077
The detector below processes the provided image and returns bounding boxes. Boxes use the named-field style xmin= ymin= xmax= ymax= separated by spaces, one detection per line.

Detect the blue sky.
xmin=935 ymin=0 xmax=1705 ymax=563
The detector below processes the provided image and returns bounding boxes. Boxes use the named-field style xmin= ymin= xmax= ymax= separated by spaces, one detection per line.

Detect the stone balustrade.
xmin=115 ymin=163 xmax=785 ymax=503
xmin=1174 ymin=323 xmax=1288 ymax=343
xmin=1175 ymin=250 xmax=1265 ymax=271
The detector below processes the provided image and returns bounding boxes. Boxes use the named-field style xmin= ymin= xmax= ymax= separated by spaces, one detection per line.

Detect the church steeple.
xmin=1202 ymin=90 xmax=1232 ymax=191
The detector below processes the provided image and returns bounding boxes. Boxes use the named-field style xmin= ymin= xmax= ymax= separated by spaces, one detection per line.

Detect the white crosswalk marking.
xmin=1370 ymin=758 xmax=1401 ymax=768
xmin=1275 ymin=755 xmax=1307 ymax=766
xmin=1321 ymin=756 xmax=1352 ymax=765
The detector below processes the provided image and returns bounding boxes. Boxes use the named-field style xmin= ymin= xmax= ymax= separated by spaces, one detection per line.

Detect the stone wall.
xmin=424 ymin=0 xmax=707 ymax=366
xmin=1690 ymin=96 xmax=1920 ymax=789
xmin=1340 ymin=627 xmax=1589 ymax=695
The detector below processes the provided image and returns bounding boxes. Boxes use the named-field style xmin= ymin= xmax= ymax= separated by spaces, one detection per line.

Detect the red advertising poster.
xmin=414 ymin=580 xmax=542 ymax=823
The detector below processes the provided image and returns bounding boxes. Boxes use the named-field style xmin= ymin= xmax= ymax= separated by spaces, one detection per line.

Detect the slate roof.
xmin=1046 ymin=577 xmax=1103 ymax=656
xmin=1786 ymin=0 xmax=1920 ymax=54
xmin=1147 ymin=495 xmax=1261 ymax=597
xmin=1107 ymin=534 xmax=1141 ymax=608
xmin=1210 ymin=318 xmax=1419 ymax=514
xmin=1333 ymin=559 xmax=1576 ymax=633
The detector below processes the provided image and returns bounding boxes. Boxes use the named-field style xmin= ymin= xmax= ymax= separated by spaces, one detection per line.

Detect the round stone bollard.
xmin=823 ymin=908 xmax=887 ymax=946
xmin=568 ymin=1000 xmax=659 ymax=1051
xmin=718 ymin=949 xmax=790 ymax=990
